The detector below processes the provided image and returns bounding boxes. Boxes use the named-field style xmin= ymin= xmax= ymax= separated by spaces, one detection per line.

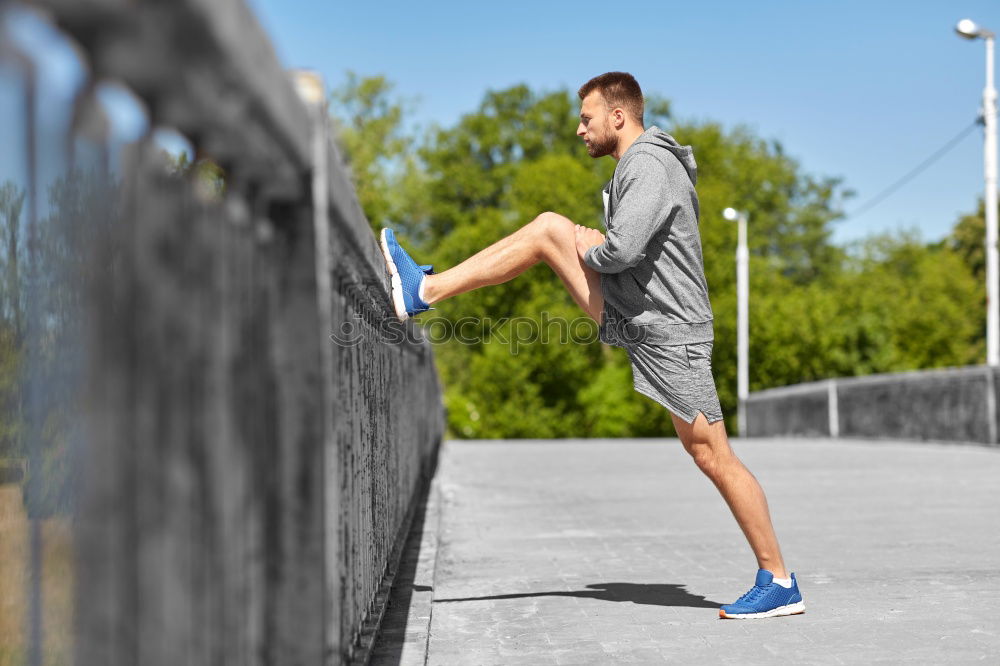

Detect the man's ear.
xmin=612 ymin=107 xmax=626 ymax=129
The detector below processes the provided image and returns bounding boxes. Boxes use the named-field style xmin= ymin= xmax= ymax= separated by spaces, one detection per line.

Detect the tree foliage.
xmin=943 ymin=197 xmax=987 ymax=282
xmin=330 ymin=72 xmax=419 ymax=233
xmin=0 ymin=167 xmax=114 ymax=513
xmin=0 ymin=181 xmax=25 ymax=459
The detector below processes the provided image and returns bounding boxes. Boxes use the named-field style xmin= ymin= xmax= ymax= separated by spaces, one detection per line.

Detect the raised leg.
xmin=422 ymin=212 xmax=604 ymax=322
xmin=672 ymin=412 xmax=789 ymax=578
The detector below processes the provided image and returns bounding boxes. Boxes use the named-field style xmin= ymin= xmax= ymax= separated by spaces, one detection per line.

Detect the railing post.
xmin=986 ymin=366 xmax=997 ymax=445
xmin=827 ymin=379 xmax=839 ymax=438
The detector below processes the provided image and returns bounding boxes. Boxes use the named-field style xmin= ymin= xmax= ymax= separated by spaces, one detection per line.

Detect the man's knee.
xmin=531 ymin=211 xmax=574 ymax=242
xmin=683 ymin=435 xmax=734 ymax=480
xmin=684 ymin=441 xmax=718 ymax=476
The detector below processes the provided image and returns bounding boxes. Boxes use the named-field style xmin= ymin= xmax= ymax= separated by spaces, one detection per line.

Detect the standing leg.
xmin=672 ymin=412 xmax=789 ymax=578
xmin=421 ymin=212 xmax=604 ymax=322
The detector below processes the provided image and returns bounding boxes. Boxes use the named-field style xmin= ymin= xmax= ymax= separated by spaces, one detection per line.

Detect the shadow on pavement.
xmin=434 ymin=582 xmax=722 ymax=608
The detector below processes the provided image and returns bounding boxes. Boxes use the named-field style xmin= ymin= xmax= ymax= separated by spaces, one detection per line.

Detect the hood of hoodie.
xmin=626 ymin=125 xmax=697 ymax=185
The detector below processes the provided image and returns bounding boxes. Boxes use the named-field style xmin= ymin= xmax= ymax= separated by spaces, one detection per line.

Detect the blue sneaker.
xmin=379 ymin=228 xmax=435 ymax=321
xmin=719 ymin=570 xmax=805 ymax=619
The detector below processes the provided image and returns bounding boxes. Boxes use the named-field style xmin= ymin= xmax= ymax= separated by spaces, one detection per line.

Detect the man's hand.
xmin=574 ymin=224 xmax=605 ymax=260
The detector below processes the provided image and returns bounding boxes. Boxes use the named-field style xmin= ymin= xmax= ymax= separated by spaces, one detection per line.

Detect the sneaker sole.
xmin=719 ymin=601 xmax=805 ymax=619
xmin=379 ymin=229 xmax=410 ymax=322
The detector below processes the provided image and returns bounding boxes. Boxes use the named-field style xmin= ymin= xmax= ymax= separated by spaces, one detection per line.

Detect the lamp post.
xmin=724 ymin=207 xmax=749 ymax=436
xmin=956 ymin=18 xmax=998 ymax=366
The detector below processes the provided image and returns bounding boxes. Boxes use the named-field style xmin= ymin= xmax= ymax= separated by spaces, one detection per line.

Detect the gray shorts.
xmin=625 ymin=341 xmax=724 ymax=425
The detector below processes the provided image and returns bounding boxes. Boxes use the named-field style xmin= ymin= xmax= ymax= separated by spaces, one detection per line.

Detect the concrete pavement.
xmin=372 ymin=438 xmax=1000 ymax=664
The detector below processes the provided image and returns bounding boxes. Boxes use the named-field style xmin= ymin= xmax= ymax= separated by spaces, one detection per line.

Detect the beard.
xmin=585 ymin=118 xmax=616 ymax=158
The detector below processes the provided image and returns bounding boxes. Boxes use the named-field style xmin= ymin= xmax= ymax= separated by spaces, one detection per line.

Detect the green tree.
xmin=330 ymin=72 xmax=421 ymax=232
xmin=0 ymin=181 xmax=25 ymax=459
xmin=748 ymin=231 xmax=983 ymax=390
xmin=847 ymin=231 xmax=984 ymax=369
xmin=8 ymin=167 xmax=118 ymax=514
xmin=943 ymin=197 xmax=991 ymax=282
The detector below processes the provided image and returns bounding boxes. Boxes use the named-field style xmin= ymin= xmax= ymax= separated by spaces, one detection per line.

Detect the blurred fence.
xmin=0 ymin=0 xmax=444 ymax=664
xmin=746 ymin=365 xmax=997 ymax=445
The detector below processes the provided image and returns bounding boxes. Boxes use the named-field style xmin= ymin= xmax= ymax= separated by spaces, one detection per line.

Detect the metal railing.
xmin=0 ymin=1 xmax=444 ymax=663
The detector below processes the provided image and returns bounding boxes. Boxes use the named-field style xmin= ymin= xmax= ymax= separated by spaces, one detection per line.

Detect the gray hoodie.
xmin=584 ymin=126 xmax=714 ymax=347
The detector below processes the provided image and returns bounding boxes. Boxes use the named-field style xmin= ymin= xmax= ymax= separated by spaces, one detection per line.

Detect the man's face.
xmin=577 ymin=91 xmax=616 ymax=158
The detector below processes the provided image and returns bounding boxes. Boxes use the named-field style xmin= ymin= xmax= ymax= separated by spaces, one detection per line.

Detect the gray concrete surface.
xmin=375 ymin=437 xmax=1000 ymax=664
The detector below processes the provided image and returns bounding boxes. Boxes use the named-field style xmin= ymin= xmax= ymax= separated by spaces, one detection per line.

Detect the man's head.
xmin=576 ymin=72 xmax=644 ymax=158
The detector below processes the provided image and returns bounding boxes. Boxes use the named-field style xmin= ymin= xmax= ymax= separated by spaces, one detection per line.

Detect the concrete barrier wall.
xmin=11 ymin=1 xmax=444 ymax=663
xmin=746 ymin=366 xmax=997 ymax=445
xmin=746 ymin=382 xmax=831 ymax=438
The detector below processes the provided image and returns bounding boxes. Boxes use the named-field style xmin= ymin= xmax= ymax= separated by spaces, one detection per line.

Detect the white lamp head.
xmin=723 ymin=207 xmax=739 ymax=221
xmin=956 ymin=18 xmax=993 ymax=40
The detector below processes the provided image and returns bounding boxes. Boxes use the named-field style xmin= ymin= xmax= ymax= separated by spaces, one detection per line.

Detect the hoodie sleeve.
xmin=583 ymin=152 xmax=675 ymax=274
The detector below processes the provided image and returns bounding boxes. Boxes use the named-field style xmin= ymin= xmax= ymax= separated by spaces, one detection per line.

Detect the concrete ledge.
xmin=747 ymin=365 xmax=998 ymax=445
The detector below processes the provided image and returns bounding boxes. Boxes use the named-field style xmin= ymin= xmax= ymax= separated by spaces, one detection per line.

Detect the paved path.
xmin=374 ymin=438 xmax=1000 ymax=664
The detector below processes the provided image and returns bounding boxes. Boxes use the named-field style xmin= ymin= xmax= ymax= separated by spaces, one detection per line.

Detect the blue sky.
xmin=247 ymin=0 xmax=1000 ymax=245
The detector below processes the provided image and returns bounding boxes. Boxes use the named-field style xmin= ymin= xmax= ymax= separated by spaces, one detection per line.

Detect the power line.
xmin=846 ymin=120 xmax=980 ymax=220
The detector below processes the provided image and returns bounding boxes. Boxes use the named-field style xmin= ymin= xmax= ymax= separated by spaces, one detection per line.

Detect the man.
xmin=379 ymin=72 xmax=804 ymax=619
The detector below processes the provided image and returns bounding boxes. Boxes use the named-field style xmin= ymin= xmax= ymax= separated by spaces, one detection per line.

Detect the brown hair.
xmin=577 ymin=72 xmax=644 ymax=124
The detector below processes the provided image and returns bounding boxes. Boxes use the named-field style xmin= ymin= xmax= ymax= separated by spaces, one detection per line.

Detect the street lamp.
xmin=724 ymin=207 xmax=750 ymax=437
xmin=956 ymin=18 xmax=998 ymax=366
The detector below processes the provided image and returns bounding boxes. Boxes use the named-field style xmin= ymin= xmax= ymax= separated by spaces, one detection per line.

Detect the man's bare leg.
xmin=421 ymin=211 xmax=604 ymax=321
xmin=672 ymin=412 xmax=789 ymax=578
